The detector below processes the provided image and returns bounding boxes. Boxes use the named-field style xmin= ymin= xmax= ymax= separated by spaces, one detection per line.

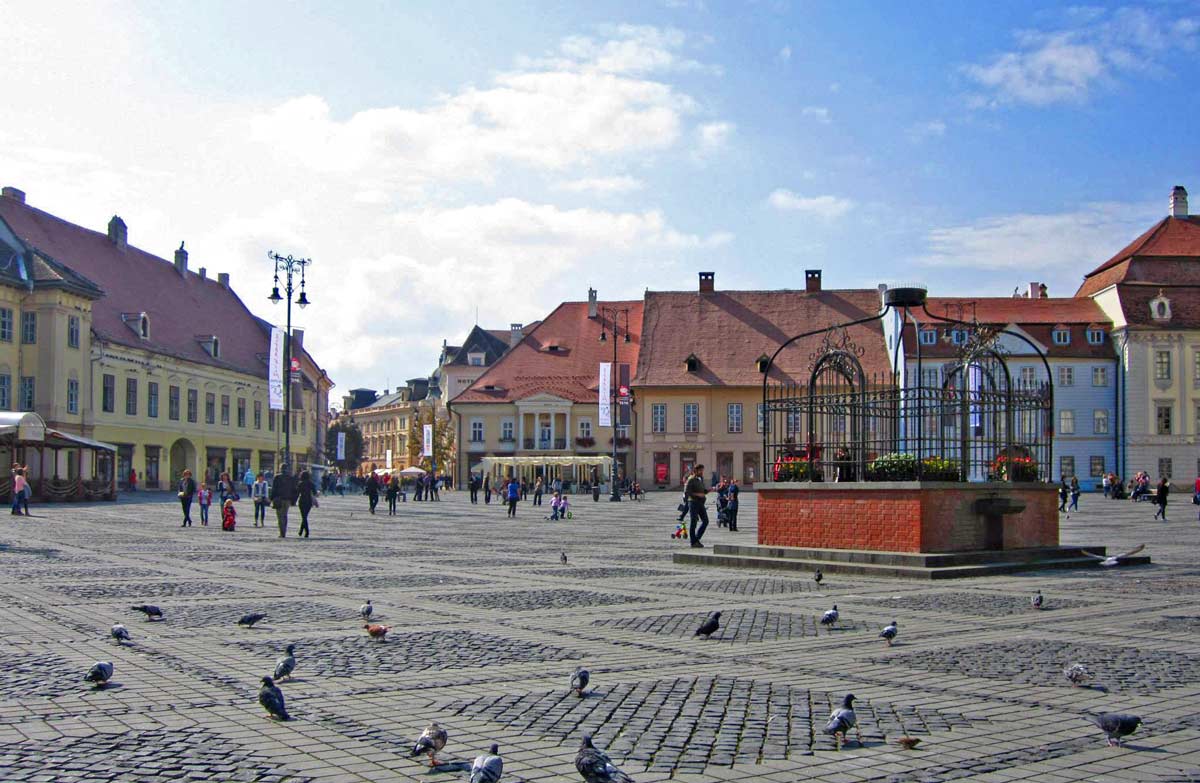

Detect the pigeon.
xmin=814 ymin=569 xmax=823 ymax=586
xmin=365 ymin=623 xmax=391 ymax=641
xmin=823 ymin=693 xmax=861 ymax=748
xmin=274 ymin=644 xmax=296 ymax=681
xmin=571 ymin=666 xmax=590 ymax=697
xmin=1064 ymin=663 xmax=1092 ymax=687
xmin=470 ymin=743 xmax=503 ymax=783
xmin=575 ymin=734 xmax=635 ymax=783
xmin=1081 ymin=544 xmax=1146 ymax=568
xmin=1087 ymin=712 xmax=1141 ymax=747
xmin=238 ymin=613 xmax=267 ymax=628
xmin=110 ymin=623 xmax=131 ymax=644
xmin=411 ymin=722 xmax=448 ymax=767
xmin=131 ymin=604 xmax=163 ymax=621
xmin=84 ymin=661 xmax=113 ymax=688
xmin=821 ymin=605 xmax=839 ymax=629
xmin=561 ymin=551 xmax=568 ymax=565
xmin=695 ymin=611 xmax=721 ymax=639
xmin=1031 ymin=590 xmax=1044 ymax=610
xmin=879 ymin=620 xmax=898 ymax=646
xmin=897 ymin=736 xmax=921 ymax=750
xmin=360 ymin=600 xmax=373 ymax=621
xmin=258 ymin=676 xmax=290 ymax=721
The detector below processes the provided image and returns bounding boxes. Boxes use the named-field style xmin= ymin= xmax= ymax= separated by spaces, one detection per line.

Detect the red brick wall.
xmin=759 ymin=484 xmax=1058 ymax=553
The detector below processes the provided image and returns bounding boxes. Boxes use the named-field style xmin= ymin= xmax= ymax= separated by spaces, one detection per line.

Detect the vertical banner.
xmin=422 ymin=424 xmax=433 ymax=457
xmin=617 ymin=363 xmax=631 ymax=426
xmin=268 ymin=327 xmax=285 ymax=411
xmin=336 ymin=431 xmax=346 ymax=461
xmin=385 ymin=448 xmax=393 ymax=468
xmin=598 ymin=362 xmax=612 ymax=427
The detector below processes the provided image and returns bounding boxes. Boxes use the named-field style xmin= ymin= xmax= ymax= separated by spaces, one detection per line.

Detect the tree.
xmin=325 ymin=418 xmax=363 ymax=471
xmin=408 ymin=409 xmax=453 ymax=473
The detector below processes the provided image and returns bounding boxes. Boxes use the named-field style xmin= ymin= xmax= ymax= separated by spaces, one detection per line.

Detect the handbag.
xmin=677 ymin=502 xmax=687 ymax=513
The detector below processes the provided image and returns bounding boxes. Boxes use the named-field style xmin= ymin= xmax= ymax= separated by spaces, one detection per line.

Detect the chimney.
xmin=107 ymin=215 xmax=128 ymax=249
xmin=510 ymin=323 xmax=524 ymax=346
xmin=587 ymin=287 xmax=598 ymax=318
xmin=1171 ymin=185 xmax=1189 ymax=218
xmin=174 ymin=242 xmax=188 ymax=275
xmin=1027 ymin=282 xmax=1040 ymax=299
xmin=698 ymin=271 xmax=715 ymax=293
xmin=198 ymin=266 xmax=207 ymax=280
xmin=292 ymin=328 xmax=304 ymax=349
xmin=805 ymin=269 xmax=822 ymax=292
xmin=1039 ymin=283 xmax=1048 ymax=299
xmin=217 ymin=272 xmax=230 ymax=287
xmin=1 ymin=186 xmax=26 ymax=204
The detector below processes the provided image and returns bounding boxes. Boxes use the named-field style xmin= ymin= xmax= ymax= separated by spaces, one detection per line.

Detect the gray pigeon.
xmin=470 ymin=743 xmax=503 ymax=783
xmin=258 ymin=676 xmax=290 ymax=720
xmin=131 ymin=604 xmax=163 ymax=621
xmin=1064 ymin=663 xmax=1091 ymax=687
xmin=879 ymin=620 xmax=898 ymax=646
xmin=695 ymin=611 xmax=721 ymax=638
xmin=824 ymin=693 xmax=861 ymax=747
xmin=360 ymin=600 xmax=373 ymax=621
xmin=111 ymin=623 xmax=131 ymax=644
xmin=274 ymin=644 xmax=296 ymax=681
xmin=814 ymin=569 xmax=823 ymax=586
xmin=821 ymin=605 xmax=839 ymax=629
xmin=575 ymin=734 xmax=634 ymax=783
xmin=411 ymin=722 xmax=448 ymax=767
xmin=1031 ymin=590 xmax=1044 ymax=610
xmin=1088 ymin=713 xmax=1140 ymax=746
xmin=561 ymin=551 xmax=568 ymax=565
xmin=571 ymin=666 xmax=590 ymax=697
xmin=84 ymin=661 xmax=113 ymax=688
xmin=238 ymin=612 xmax=267 ymax=628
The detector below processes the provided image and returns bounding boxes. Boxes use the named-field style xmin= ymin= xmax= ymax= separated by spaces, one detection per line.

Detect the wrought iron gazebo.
xmin=761 ymin=286 xmax=1054 ymax=485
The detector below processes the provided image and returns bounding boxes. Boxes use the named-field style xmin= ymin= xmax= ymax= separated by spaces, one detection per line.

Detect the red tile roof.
xmin=634 ymin=289 xmax=890 ymax=387
xmin=907 ymin=297 xmax=1114 ymax=359
xmin=0 ymin=193 xmax=282 ymax=377
xmin=453 ymin=301 xmax=643 ymax=404
xmin=1077 ymin=216 xmax=1200 ymax=296
xmin=1115 ymin=283 xmax=1200 ymax=328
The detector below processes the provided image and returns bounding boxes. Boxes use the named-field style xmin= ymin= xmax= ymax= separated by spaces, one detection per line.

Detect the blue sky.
xmin=3 ymin=1 xmax=1198 ymax=393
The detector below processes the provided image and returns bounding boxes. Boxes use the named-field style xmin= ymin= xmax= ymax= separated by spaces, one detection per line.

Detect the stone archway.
xmin=168 ymin=438 xmax=197 ymax=483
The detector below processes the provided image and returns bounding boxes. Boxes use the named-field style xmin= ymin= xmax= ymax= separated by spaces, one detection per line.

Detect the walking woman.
xmin=252 ymin=472 xmax=269 ymax=527
xmin=11 ymin=466 xmax=27 ymax=516
xmin=386 ymin=475 xmax=399 ymax=515
xmin=218 ymin=471 xmax=236 ymax=505
xmin=483 ymin=473 xmax=491 ymax=504
xmin=177 ymin=469 xmax=196 ymax=527
xmin=505 ymin=474 xmax=520 ymax=518
xmin=365 ymin=472 xmax=380 ymax=514
xmin=297 ymin=469 xmax=316 ymax=539
xmin=1155 ymin=476 xmax=1170 ymax=521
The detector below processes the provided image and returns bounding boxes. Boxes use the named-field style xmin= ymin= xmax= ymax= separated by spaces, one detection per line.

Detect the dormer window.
xmin=949 ymin=330 xmax=967 ymax=345
xmin=685 ymin=353 xmax=699 ymax=372
xmin=1086 ymin=327 xmax=1105 ymax=345
xmin=140 ymin=315 xmax=149 ymax=339
xmin=121 ymin=311 xmax=150 ymax=340
xmin=756 ymin=354 xmax=770 ymax=373
xmin=467 ymin=352 xmax=485 ymax=367
xmin=197 ymin=335 xmax=220 ymax=358
xmin=1052 ymin=327 xmax=1070 ymax=345
xmin=919 ymin=329 xmax=936 ymax=345
xmin=1150 ymin=289 xmax=1172 ymax=322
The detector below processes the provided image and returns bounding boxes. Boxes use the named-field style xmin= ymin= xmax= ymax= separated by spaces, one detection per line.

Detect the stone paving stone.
xmin=313 ymin=573 xmax=490 ymax=590
xmin=862 ymin=591 xmax=1100 ymax=617
xmin=593 ymin=608 xmax=867 ymax=642
xmin=524 ymin=566 xmax=682 ymax=579
xmin=431 ymin=588 xmax=654 ymax=611
xmin=656 ymin=576 xmax=830 ymax=596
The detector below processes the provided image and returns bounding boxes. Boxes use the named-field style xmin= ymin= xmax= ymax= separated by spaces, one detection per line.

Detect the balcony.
xmin=522 ymin=438 xmax=568 ymax=450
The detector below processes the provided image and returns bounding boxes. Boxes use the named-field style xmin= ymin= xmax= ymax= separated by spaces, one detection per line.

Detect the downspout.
xmin=1116 ymin=330 xmax=1128 ymax=479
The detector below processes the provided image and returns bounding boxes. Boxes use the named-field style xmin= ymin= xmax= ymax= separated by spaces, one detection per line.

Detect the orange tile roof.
xmin=906 ymin=297 xmax=1114 ymax=359
xmin=1077 ymin=216 xmax=1200 ymax=296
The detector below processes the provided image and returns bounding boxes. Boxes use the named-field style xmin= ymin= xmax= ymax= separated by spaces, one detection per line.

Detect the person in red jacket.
xmin=221 ymin=499 xmax=237 ymax=531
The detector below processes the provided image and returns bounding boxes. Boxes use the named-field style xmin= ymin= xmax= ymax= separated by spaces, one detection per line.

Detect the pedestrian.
xmin=483 ymin=474 xmax=491 ymax=504
xmin=505 ymin=474 xmax=520 ymax=518
xmin=270 ymin=463 xmax=298 ymax=538
xmin=1194 ymin=474 xmax=1200 ymax=521
xmin=1155 ymin=476 xmax=1170 ymax=521
xmin=128 ymin=467 xmax=137 ymax=492
xmin=243 ymin=466 xmax=256 ymax=497
xmin=177 ymin=469 xmax=196 ymax=526
xmin=686 ymin=463 xmax=710 ymax=548
xmin=469 ymin=473 xmax=479 ymax=504
xmin=10 ymin=466 xmax=26 ymax=516
xmin=221 ymin=498 xmax=237 ymax=532
xmin=252 ymin=472 xmax=269 ymax=527
xmin=297 ymin=469 xmax=316 ymax=538
xmin=533 ymin=476 xmax=544 ymax=505
xmin=1102 ymin=473 xmax=1111 ymax=498
xmin=520 ymin=477 xmax=528 ymax=501
xmin=414 ymin=474 xmax=424 ymax=502
xmin=727 ymin=478 xmax=740 ymax=531
xmin=365 ymin=472 xmax=380 ymax=514
xmin=431 ymin=473 xmax=440 ymax=501
xmin=1069 ymin=476 xmax=1080 ymax=512
xmin=197 ymin=483 xmax=213 ymax=526
xmin=218 ymin=471 xmax=237 ymax=505
xmin=1058 ymin=479 xmax=1069 ymax=512
xmin=386 ymin=475 xmax=399 ymax=515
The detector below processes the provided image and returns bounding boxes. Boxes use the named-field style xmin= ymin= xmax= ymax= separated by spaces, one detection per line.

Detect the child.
xmin=197 ymin=483 xmax=212 ymax=526
xmin=221 ymin=498 xmax=237 ymax=531
xmin=550 ymin=491 xmax=568 ymax=520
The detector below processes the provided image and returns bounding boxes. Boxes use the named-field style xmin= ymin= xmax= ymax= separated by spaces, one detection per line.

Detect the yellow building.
xmin=0 ymin=185 xmax=333 ymax=490
xmin=341 ymin=382 xmax=423 ymax=473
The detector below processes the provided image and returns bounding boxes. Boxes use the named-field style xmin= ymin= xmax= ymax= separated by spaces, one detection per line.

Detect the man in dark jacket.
xmin=270 ymin=464 xmax=298 ymax=538
xmin=178 ymin=469 xmax=197 ymax=527
xmin=686 ymin=464 xmax=710 ymax=548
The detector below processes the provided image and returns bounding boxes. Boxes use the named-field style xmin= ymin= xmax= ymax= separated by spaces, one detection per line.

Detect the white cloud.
xmin=778 ymin=45 xmax=792 ymax=62
xmin=766 ymin=189 xmax=854 ymax=219
xmin=908 ymin=119 xmax=947 ymax=141
xmin=554 ymin=176 xmax=646 ymax=194
xmin=965 ymin=7 xmax=1200 ymax=106
xmin=801 ymin=105 xmax=831 ymax=124
xmin=696 ymin=121 xmax=734 ymax=154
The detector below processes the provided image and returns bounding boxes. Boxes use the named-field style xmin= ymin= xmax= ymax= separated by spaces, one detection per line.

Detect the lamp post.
xmin=598 ymin=306 xmax=631 ymax=501
xmin=267 ymin=251 xmax=311 ymax=470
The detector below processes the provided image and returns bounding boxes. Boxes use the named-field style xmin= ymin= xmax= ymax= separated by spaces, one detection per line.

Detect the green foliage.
xmin=866 ymin=453 xmax=961 ymax=481
xmin=325 ymin=418 xmax=363 ymax=470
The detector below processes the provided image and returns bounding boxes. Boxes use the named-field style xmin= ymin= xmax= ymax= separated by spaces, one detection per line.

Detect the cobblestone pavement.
xmin=3 ymin=490 xmax=1200 ymax=781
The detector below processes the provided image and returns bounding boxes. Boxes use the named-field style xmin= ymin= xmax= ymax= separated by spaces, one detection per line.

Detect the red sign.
xmin=655 ymin=462 xmax=669 ymax=483
xmin=618 ymin=385 xmax=630 ymax=397
xmin=290 ymin=358 xmax=301 ymax=371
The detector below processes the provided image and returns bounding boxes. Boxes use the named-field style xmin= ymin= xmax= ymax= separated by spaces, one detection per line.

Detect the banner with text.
xmin=268 ymin=327 xmax=285 ymax=410
xmin=336 ymin=431 xmax=346 ymax=461
xmin=422 ymin=424 xmax=433 ymax=457
xmin=385 ymin=448 xmax=393 ymax=468
xmin=598 ymin=362 xmax=612 ymax=426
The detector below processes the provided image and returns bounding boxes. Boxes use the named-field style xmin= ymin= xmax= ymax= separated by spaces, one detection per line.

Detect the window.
xmin=20 ymin=312 xmax=35 ymax=344
xmin=1093 ymin=409 xmax=1109 ymax=435
xmin=918 ymin=329 xmax=936 ymax=345
xmin=616 ymin=424 xmax=630 ymax=440
xmin=727 ymin=402 xmax=743 ymax=433
xmin=0 ymin=375 xmax=10 ymax=410
xmin=757 ymin=402 xmax=767 ymax=433
xmin=1157 ymin=404 xmax=1173 ymax=435
xmin=1158 ymin=457 xmax=1173 ymax=480
xmin=1019 ymin=366 xmax=1036 ymax=385
xmin=147 ymin=382 xmax=159 ymax=418
xmin=1155 ymin=350 xmax=1171 ymax=380
xmin=0 ymin=308 xmax=11 ymax=342
xmin=221 ymin=394 xmax=230 ymax=426
xmin=205 ymin=393 xmax=215 ymax=424
xmin=268 ymin=410 xmax=275 ymax=431
xmin=1087 ymin=328 xmax=1104 ymax=345
xmin=1060 ymin=456 xmax=1075 ymax=479
xmin=254 ymin=401 xmax=261 ymax=429
xmin=67 ymin=315 xmax=80 ymax=349
xmin=187 ymin=389 xmax=198 ymax=423
xmin=168 ymin=386 xmax=180 ymax=420
xmin=684 ymin=403 xmax=699 ymax=433
xmin=102 ymin=374 xmax=115 ymax=412
xmin=1059 ymin=409 xmax=1075 ymax=434
xmin=1092 ymin=367 xmax=1107 ymax=386
xmin=301 ymin=415 xmax=306 ymax=435
xmin=470 ymin=419 xmax=484 ymax=442
xmin=1052 ymin=329 xmax=1070 ymax=345
xmin=468 ymin=352 xmax=485 ymax=366
xmin=950 ymin=329 xmax=967 ymax=345
xmin=500 ymin=419 xmax=514 ymax=441
xmin=18 ymin=377 xmax=34 ymax=411
xmin=1058 ymin=366 xmax=1074 ymax=387
xmin=67 ymin=379 xmax=79 ymax=414
xmin=651 ymin=403 xmax=666 ymax=433
xmin=125 ymin=378 xmax=137 ymax=416
xmin=1089 ymin=456 xmax=1105 ymax=477
xmin=578 ymin=419 xmax=592 ymax=438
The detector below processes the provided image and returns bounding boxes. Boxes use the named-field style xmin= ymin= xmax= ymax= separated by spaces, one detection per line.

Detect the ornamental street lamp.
xmin=598 ymin=306 xmax=631 ymax=501
xmin=267 ymin=251 xmax=311 ymax=470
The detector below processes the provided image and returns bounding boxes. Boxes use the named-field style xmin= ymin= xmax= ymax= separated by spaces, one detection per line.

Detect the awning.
xmin=0 ymin=412 xmax=45 ymax=442
xmin=44 ymin=428 xmax=117 ymax=452
xmin=478 ymin=456 xmax=614 ymax=470
xmin=398 ymin=466 xmax=427 ymax=476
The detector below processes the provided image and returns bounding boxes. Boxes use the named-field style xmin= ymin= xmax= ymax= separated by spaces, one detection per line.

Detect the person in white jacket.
xmin=251 ymin=473 xmax=270 ymax=527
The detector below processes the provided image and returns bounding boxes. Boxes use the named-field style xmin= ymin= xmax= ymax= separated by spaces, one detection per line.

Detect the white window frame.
xmin=1092 ymin=366 xmax=1107 ymax=387
xmin=470 ymin=418 xmax=485 ymax=443
xmin=1086 ymin=328 xmax=1104 ymax=345
xmin=468 ymin=352 xmax=485 ymax=366
xmin=500 ymin=418 xmax=514 ymax=442
xmin=651 ymin=403 xmax=666 ymax=434
xmin=1057 ymin=366 xmax=1074 ymax=387
xmin=918 ymin=329 xmax=936 ymax=345
xmin=1059 ymin=409 xmax=1075 ymax=435
xmin=727 ymin=402 xmax=743 ymax=433
xmin=1052 ymin=329 xmax=1070 ymax=345
xmin=1093 ymin=409 xmax=1108 ymax=435
xmin=578 ymin=418 xmax=592 ymax=438
xmin=1155 ymin=350 xmax=1171 ymax=380
xmin=950 ymin=329 xmax=967 ymax=345
xmin=67 ymin=378 xmax=79 ymax=414
xmin=1019 ymin=366 xmax=1036 ymax=385
xmin=684 ymin=402 xmax=699 ymax=433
